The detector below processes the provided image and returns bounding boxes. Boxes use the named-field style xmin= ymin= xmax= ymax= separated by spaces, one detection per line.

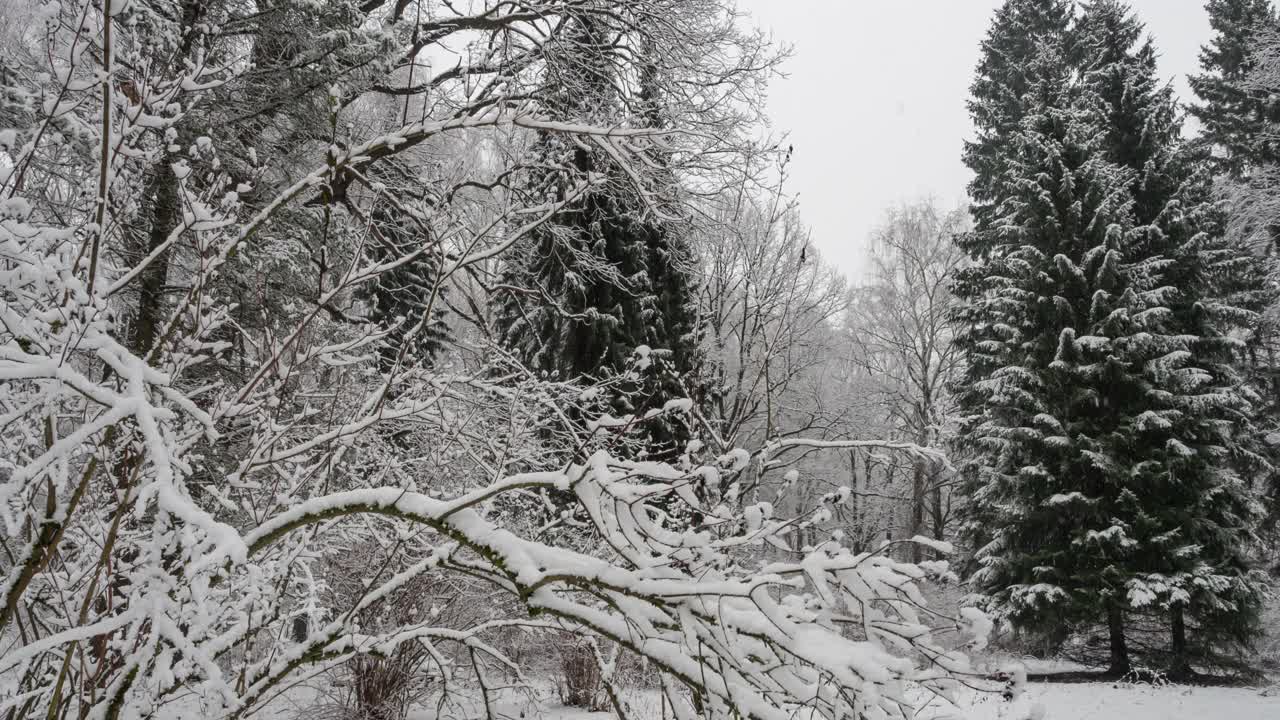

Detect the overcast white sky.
xmin=736 ymin=0 xmax=1212 ymax=278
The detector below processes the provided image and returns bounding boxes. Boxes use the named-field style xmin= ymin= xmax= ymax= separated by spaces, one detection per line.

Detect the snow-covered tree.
xmin=955 ymin=37 xmax=1144 ymax=672
xmin=964 ymin=0 xmax=1074 ymax=239
xmin=848 ymin=202 xmax=967 ymax=561
xmin=1190 ymin=0 xmax=1279 ymax=178
xmin=1078 ymin=0 xmax=1273 ymax=674
xmin=493 ymin=10 xmax=704 ymax=459
xmin=1195 ymin=9 xmax=1280 ymax=549
xmin=956 ymin=1 xmax=1273 ymax=675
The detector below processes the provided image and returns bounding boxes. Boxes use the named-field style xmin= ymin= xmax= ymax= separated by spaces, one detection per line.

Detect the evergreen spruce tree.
xmin=363 ymin=203 xmax=450 ymax=374
xmin=1075 ymin=0 xmax=1270 ymax=674
xmin=1191 ymin=2 xmax=1280 ymax=525
xmin=493 ymin=14 xmax=701 ymax=458
xmin=957 ymin=0 xmax=1272 ymax=675
xmin=956 ymin=2 xmax=1075 ymax=603
xmin=955 ymin=36 xmax=1150 ymax=672
xmin=1190 ymin=0 xmax=1278 ymax=177
xmin=963 ymin=0 xmax=1074 ymax=238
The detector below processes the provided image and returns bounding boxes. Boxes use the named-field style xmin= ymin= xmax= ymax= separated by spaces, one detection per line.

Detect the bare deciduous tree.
xmin=846 ymin=201 xmax=967 ymax=560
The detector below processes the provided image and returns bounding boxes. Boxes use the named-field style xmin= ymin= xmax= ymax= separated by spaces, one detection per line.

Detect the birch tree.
xmin=848 ymin=202 xmax=966 ymax=561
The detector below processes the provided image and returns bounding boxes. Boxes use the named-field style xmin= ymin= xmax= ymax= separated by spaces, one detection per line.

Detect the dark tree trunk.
xmin=909 ymin=459 xmax=926 ymax=563
xmin=131 ymin=164 xmax=179 ymax=357
xmin=847 ymin=450 xmax=861 ymax=552
xmin=1169 ymin=604 xmax=1191 ymax=679
xmin=1107 ymin=603 xmax=1130 ymax=676
xmin=929 ymin=468 xmax=946 ymax=542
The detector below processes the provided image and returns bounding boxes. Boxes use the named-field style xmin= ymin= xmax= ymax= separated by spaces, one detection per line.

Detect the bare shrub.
xmin=558 ymin=639 xmax=605 ymax=710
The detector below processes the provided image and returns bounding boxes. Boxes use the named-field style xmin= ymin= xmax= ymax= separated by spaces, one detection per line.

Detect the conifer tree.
xmin=363 ymin=203 xmax=450 ymax=374
xmin=1191 ymin=2 xmax=1280 ymax=489
xmin=1190 ymin=0 xmax=1278 ymax=177
xmin=955 ymin=36 xmax=1147 ymax=672
xmin=956 ymin=0 xmax=1272 ymax=675
xmin=493 ymin=13 xmax=701 ymax=458
xmin=1076 ymin=0 xmax=1272 ymax=673
xmin=1207 ymin=11 xmax=1280 ymax=526
xmin=955 ymin=0 xmax=1077 ymax=605
xmin=963 ymin=0 xmax=1073 ymax=238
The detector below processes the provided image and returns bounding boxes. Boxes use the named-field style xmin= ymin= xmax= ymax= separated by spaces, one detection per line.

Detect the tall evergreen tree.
xmin=1191 ymin=2 xmax=1280 ymax=515
xmin=957 ymin=0 xmax=1076 ymax=599
xmin=362 ymin=202 xmax=450 ymax=374
xmin=1206 ymin=13 xmax=1280 ymax=527
xmin=956 ymin=0 xmax=1272 ymax=675
xmin=1190 ymin=0 xmax=1278 ymax=177
xmin=1076 ymin=0 xmax=1270 ymax=674
xmin=955 ymin=37 xmax=1149 ymax=672
xmin=963 ymin=0 xmax=1074 ymax=238
xmin=494 ymin=13 xmax=701 ymax=458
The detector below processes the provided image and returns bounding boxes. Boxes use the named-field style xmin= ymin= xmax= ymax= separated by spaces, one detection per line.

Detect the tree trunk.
xmin=1169 ymin=604 xmax=1191 ymax=679
xmin=1107 ymin=603 xmax=1130 ymax=676
xmin=909 ymin=459 xmax=926 ymax=563
xmin=847 ymin=450 xmax=861 ymax=552
xmin=929 ymin=467 xmax=946 ymax=541
xmin=131 ymin=164 xmax=179 ymax=357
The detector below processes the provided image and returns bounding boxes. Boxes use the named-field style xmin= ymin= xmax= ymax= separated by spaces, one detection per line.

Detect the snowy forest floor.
xmin=201 ymin=588 xmax=1279 ymax=720
xmin=933 ymin=681 xmax=1278 ymax=719
xmin=215 ymin=674 xmax=1280 ymax=720
xmin=414 ymin=683 xmax=1280 ymax=720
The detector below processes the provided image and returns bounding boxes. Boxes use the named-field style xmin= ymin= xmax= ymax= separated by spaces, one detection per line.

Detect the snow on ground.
xmin=923 ymin=682 xmax=1278 ymax=720
xmin=162 ymin=678 xmax=1279 ymax=719
xmin=402 ymin=683 xmax=1280 ymax=720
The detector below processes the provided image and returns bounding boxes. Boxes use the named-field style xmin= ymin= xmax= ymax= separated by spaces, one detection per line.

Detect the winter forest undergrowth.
xmin=1 ymin=0 xmax=1279 ymax=718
